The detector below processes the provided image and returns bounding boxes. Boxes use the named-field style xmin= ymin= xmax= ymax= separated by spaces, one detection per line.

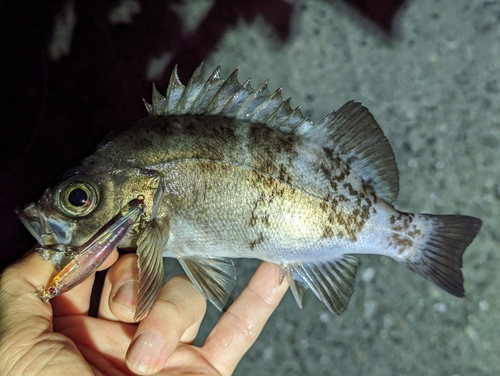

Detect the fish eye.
xmin=68 ymin=188 xmax=88 ymax=207
xmin=56 ymin=178 xmax=99 ymax=218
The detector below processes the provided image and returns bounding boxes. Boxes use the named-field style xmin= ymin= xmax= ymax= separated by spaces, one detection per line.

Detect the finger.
xmin=202 ymin=262 xmax=288 ymax=375
xmin=54 ymin=314 xmax=136 ymax=363
xmin=0 ymin=250 xmax=57 ymax=357
xmin=0 ymin=250 xmax=97 ymax=373
xmin=1 ymin=250 xmax=55 ymax=323
xmin=126 ymin=275 xmax=207 ymax=375
xmin=99 ymin=253 xmax=139 ymax=322
xmin=99 ymin=248 xmax=120 ymax=271
xmin=50 ymin=249 xmax=119 ymax=317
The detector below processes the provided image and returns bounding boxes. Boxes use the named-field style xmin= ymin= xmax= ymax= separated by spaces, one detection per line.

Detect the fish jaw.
xmin=16 ymin=202 xmax=73 ymax=247
xmin=16 ymin=201 xmax=76 ymax=267
xmin=16 ymin=203 xmax=46 ymax=245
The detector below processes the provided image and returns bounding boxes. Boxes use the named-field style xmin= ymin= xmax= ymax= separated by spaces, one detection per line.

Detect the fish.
xmin=34 ymin=197 xmax=146 ymax=303
xmin=17 ymin=64 xmax=482 ymax=321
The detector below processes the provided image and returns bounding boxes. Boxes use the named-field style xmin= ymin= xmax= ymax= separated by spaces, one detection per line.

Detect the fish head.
xmin=17 ymin=166 xmax=161 ymax=266
xmin=17 ymin=173 xmax=115 ymax=260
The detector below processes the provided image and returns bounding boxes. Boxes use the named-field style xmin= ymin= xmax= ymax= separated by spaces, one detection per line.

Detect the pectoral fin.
xmin=135 ymin=218 xmax=168 ymax=321
xmin=282 ymin=255 xmax=359 ymax=315
xmin=178 ymin=256 xmax=236 ymax=311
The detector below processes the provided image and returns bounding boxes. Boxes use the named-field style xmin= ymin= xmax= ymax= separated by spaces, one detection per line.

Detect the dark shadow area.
xmin=0 ymin=0 xmax=404 ymax=271
xmin=343 ymin=0 xmax=406 ymax=33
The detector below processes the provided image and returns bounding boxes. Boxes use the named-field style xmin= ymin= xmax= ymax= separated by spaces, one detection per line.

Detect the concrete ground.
xmin=1 ymin=1 xmax=499 ymax=375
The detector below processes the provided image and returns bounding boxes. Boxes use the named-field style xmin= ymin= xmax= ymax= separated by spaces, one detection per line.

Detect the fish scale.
xmin=17 ymin=64 xmax=482 ymax=321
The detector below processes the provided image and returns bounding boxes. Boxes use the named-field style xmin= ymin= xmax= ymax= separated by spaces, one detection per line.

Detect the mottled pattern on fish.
xmin=99 ymin=115 xmax=377 ymax=247
xmin=18 ymin=64 xmax=482 ymax=321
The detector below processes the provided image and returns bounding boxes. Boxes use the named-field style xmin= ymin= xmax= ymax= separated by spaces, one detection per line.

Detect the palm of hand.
xmin=0 ymin=251 xmax=287 ymax=375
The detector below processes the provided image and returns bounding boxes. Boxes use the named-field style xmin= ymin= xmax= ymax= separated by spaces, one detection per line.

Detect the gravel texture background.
xmin=1 ymin=1 xmax=498 ymax=375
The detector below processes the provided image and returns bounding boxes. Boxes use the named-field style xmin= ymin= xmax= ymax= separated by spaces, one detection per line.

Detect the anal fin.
xmin=178 ymin=256 xmax=236 ymax=311
xmin=280 ymin=265 xmax=309 ymax=309
xmin=282 ymin=255 xmax=359 ymax=315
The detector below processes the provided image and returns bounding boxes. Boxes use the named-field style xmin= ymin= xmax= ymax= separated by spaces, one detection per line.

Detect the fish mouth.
xmin=16 ymin=203 xmax=72 ymax=250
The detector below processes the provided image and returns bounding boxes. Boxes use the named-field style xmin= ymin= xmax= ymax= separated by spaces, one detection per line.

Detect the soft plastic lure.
xmin=38 ymin=197 xmax=145 ymax=302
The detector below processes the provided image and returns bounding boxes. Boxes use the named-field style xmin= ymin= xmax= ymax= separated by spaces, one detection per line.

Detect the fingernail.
xmin=111 ymin=280 xmax=137 ymax=312
xmin=127 ymin=330 xmax=165 ymax=373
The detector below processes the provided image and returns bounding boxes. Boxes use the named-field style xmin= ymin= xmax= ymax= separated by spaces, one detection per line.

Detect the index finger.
xmin=201 ymin=262 xmax=288 ymax=375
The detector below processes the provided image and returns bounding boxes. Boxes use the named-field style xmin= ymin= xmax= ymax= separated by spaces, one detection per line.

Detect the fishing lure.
xmin=38 ymin=197 xmax=145 ymax=302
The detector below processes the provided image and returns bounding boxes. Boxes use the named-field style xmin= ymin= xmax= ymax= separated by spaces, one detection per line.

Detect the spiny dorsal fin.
xmin=145 ymin=65 xmax=399 ymax=201
xmin=144 ymin=64 xmax=312 ymax=132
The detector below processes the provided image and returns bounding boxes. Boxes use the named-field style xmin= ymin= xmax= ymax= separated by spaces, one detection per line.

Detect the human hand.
xmin=0 ymin=250 xmax=288 ymax=375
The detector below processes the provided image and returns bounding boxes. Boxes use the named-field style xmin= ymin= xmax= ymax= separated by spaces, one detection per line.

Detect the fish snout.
xmin=16 ymin=203 xmax=45 ymax=244
xmin=16 ymin=203 xmax=65 ymax=246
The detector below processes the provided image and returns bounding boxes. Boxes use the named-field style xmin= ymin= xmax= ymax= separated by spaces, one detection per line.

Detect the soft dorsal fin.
xmin=145 ymin=64 xmax=399 ymax=202
xmin=311 ymin=101 xmax=399 ymax=202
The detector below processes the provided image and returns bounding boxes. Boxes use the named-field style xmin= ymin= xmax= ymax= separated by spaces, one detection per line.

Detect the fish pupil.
xmin=68 ymin=188 xmax=88 ymax=207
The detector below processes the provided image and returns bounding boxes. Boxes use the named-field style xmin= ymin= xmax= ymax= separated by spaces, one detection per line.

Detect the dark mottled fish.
xmin=17 ymin=64 xmax=482 ymax=321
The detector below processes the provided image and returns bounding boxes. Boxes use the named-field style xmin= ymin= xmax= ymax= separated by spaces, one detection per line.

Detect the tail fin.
xmin=404 ymin=215 xmax=482 ymax=297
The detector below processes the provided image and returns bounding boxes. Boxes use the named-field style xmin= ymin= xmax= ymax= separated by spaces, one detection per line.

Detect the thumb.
xmin=0 ymin=250 xmax=57 ymax=367
xmin=1 ymin=249 xmax=55 ymax=326
xmin=0 ymin=250 xmax=96 ymax=375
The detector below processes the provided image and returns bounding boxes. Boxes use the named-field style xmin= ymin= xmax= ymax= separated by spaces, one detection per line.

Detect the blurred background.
xmin=1 ymin=1 xmax=499 ymax=374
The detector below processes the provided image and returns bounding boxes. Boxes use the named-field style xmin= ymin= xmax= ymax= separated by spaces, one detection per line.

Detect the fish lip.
xmin=16 ymin=203 xmax=64 ymax=247
xmin=16 ymin=204 xmax=45 ymax=245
